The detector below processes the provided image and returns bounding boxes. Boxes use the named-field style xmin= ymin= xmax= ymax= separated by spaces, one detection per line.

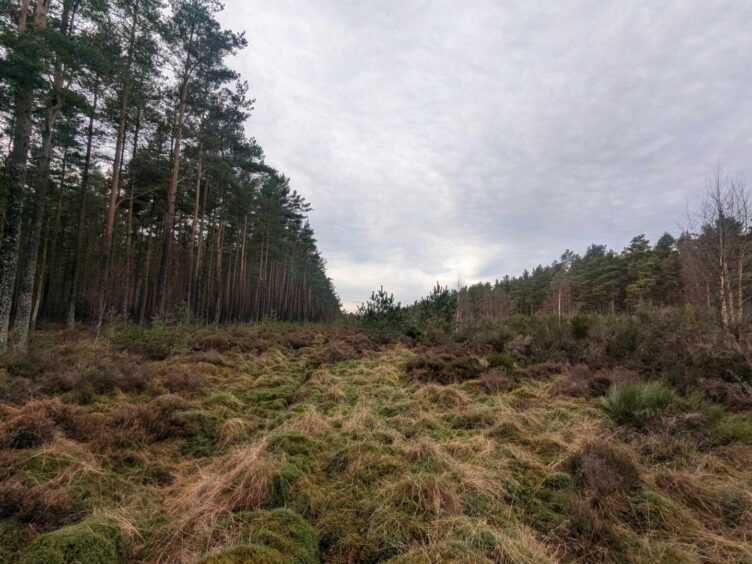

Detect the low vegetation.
xmin=1 ymin=311 xmax=751 ymax=562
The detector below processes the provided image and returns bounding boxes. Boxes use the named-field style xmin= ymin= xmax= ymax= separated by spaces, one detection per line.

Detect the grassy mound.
xmin=18 ymin=519 xmax=124 ymax=564
xmin=204 ymin=509 xmax=317 ymax=564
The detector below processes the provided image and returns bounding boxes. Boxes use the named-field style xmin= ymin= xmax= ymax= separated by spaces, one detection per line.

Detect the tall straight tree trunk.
xmin=32 ymin=153 xmax=66 ymax=326
xmin=31 ymin=212 xmax=52 ymax=327
xmin=157 ymin=78 xmax=189 ymax=316
xmin=122 ymin=103 xmax=141 ymax=317
xmin=11 ymin=65 xmax=65 ymax=351
xmin=187 ymin=150 xmax=203 ymax=310
xmin=98 ymin=0 xmax=140 ymax=329
xmin=139 ymin=225 xmax=154 ymax=325
xmin=67 ymin=88 xmax=97 ymax=328
xmin=11 ymin=0 xmax=70 ymax=351
xmin=0 ymin=0 xmax=46 ymax=354
xmin=213 ymin=203 xmax=225 ymax=324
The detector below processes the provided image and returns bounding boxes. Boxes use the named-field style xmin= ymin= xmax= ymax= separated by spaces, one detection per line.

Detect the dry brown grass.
xmin=279 ymin=409 xmax=330 ymax=436
xmin=414 ymin=384 xmax=469 ymax=409
xmin=152 ymin=440 xmax=274 ymax=562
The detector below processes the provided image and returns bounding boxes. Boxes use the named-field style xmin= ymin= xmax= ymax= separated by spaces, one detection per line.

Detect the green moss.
xmin=180 ymin=410 xmax=223 ymax=457
xmin=316 ymin=510 xmax=377 ymax=563
xmin=203 ymin=392 xmax=245 ymax=410
xmin=378 ymin=400 xmax=419 ymax=418
xmin=0 ymin=518 xmax=29 ymax=562
xmin=623 ymin=486 xmax=697 ymax=533
xmin=368 ymin=508 xmax=429 ymax=560
xmin=352 ymin=455 xmax=403 ymax=485
xmin=267 ymin=464 xmax=305 ymax=507
xmin=267 ymin=431 xmax=316 ymax=458
xmin=210 ymin=509 xmax=318 ymax=564
xmin=23 ymin=453 xmax=77 ymax=485
xmin=386 ymin=540 xmax=492 ymax=563
xmin=19 ymin=519 xmax=124 ymax=564
xmin=540 ymin=471 xmax=574 ymax=492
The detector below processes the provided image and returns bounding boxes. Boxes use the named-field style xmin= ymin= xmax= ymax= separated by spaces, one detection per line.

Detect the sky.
xmin=218 ymin=1 xmax=752 ymax=311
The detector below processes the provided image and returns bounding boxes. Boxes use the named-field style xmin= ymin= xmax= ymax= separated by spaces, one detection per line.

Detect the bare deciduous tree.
xmin=683 ymin=166 xmax=750 ymax=334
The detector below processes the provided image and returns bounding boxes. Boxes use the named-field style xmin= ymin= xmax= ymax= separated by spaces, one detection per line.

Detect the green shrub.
xmin=486 ymin=352 xmax=516 ymax=370
xmin=570 ymin=315 xmax=592 ymax=339
xmin=600 ymin=382 xmax=675 ymax=428
xmin=110 ymin=320 xmax=182 ymax=360
xmin=19 ymin=518 xmax=124 ymax=564
xmin=714 ymin=415 xmax=752 ymax=445
xmin=606 ymin=320 xmax=639 ymax=360
xmin=356 ymin=287 xmax=406 ymax=338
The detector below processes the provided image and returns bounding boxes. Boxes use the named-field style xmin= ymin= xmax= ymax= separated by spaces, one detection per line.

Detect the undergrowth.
xmin=0 ymin=315 xmax=750 ymax=562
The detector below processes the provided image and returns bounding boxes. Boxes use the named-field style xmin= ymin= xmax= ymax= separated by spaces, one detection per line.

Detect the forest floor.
xmin=1 ymin=323 xmax=751 ymax=563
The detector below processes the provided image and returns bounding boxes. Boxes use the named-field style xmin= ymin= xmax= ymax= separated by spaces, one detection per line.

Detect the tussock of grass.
xmin=600 ymin=381 xmax=675 ymax=427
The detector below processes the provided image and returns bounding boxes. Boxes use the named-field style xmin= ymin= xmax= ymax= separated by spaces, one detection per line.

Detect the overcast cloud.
xmin=218 ymin=1 xmax=752 ymax=311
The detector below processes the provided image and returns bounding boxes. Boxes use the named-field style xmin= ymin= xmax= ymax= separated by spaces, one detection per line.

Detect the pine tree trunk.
xmin=187 ymin=151 xmax=203 ymax=310
xmin=68 ymin=88 xmax=97 ymax=328
xmin=157 ymin=80 xmax=189 ymax=316
xmin=0 ymin=0 xmax=45 ymax=354
xmin=98 ymin=0 xmax=139 ymax=328
xmin=122 ymin=104 xmax=141 ymax=317
xmin=11 ymin=74 xmax=65 ymax=351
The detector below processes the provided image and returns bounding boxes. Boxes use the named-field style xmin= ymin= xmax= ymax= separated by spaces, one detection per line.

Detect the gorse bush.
xmin=600 ymin=382 xmax=675 ymax=428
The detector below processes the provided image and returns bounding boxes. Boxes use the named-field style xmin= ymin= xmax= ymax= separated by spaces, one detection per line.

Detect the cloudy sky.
xmin=219 ymin=1 xmax=752 ymax=311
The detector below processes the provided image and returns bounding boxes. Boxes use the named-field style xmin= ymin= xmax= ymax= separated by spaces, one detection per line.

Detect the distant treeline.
xmin=454 ymin=232 xmax=681 ymax=320
xmin=0 ymin=0 xmax=339 ymax=352
xmin=411 ymin=169 xmax=751 ymax=334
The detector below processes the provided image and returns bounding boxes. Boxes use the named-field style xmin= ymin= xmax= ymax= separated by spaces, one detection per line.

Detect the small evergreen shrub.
xmin=571 ymin=315 xmax=592 ymax=339
xmin=357 ymin=287 xmax=406 ymax=338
